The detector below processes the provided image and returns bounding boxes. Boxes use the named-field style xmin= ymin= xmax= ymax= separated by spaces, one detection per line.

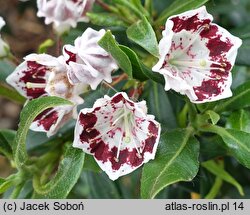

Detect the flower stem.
xmin=205 ymin=176 xmax=223 ymax=199
xmin=178 ymin=103 xmax=188 ymax=127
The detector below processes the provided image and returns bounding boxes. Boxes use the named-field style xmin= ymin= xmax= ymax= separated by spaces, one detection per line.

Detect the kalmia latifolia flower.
xmin=0 ymin=17 xmax=10 ymax=58
xmin=37 ymin=0 xmax=95 ymax=34
xmin=63 ymin=28 xmax=118 ymax=90
xmin=73 ymin=92 xmax=161 ymax=180
xmin=153 ymin=6 xmax=242 ymax=103
xmin=6 ymin=54 xmax=86 ymax=136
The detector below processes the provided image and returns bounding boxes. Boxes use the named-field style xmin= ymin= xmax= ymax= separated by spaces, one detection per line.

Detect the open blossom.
xmin=0 ymin=17 xmax=10 ymax=58
xmin=73 ymin=92 xmax=161 ymax=180
xmin=6 ymin=54 xmax=86 ymax=136
xmin=63 ymin=28 xmax=118 ymax=90
xmin=153 ymin=6 xmax=242 ymax=103
xmin=37 ymin=0 xmax=95 ymax=34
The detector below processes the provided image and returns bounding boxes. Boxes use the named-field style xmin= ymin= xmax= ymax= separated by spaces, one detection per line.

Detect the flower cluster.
xmin=7 ymin=28 xmax=118 ymax=136
xmin=5 ymin=4 xmax=242 ymax=180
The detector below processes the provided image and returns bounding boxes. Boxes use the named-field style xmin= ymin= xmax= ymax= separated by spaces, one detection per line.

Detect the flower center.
xmin=26 ymin=82 xmax=47 ymax=89
xmin=166 ymin=24 xmax=227 ymax=79
xmin=112 ymin=106 xmax=142 ymax=162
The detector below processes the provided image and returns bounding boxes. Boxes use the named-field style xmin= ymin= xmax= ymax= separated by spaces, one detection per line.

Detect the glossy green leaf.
xmin=98 ymin=31 xmax=133 ymax=77
xmin=0 ymin=83 xmax=25 ymax=104
xmin=0 ymin=129 xmax=15 ymax=160
xmin=119 ymin=45 xmax=148 ymax=81
xmin=155 ymin=0 xmax=210 ymax=26
xmin=87 ymin=12 xmax=128 ymax=27
xmin=127 ymin=16 xmax=159 ymax=57
xmin=236 ymin=39 xmax=250 ymax=66
xmin=13 ymin=96 xmax=72 ymax=169
xmin=141 ymin=128 xmax=199 ymax=199
xmin=33 ymin=145 xmax=85 ymax=198
xmin=226 ymin=110 xmax=250 ymax=133
xmin=214 ymin=81 xmax=250 ymax=112
xmin=202 ymin=125 xmax=250 ymax=169
xmin=202 ymin=160 xmax=244 ymax=196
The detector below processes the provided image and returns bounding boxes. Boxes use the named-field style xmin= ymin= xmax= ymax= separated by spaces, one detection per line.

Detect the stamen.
xmin=26 ymin=82 xmax=46 ymax=89
xmin=115 ymin=132 xmax=124 ymax=162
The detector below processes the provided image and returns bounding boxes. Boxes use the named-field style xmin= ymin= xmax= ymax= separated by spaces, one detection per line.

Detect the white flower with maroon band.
xmin=63 ymin=28 xmax=118 ymax=90
xmin=73 ymin=92 xmax=161 ymax=180
xmin=37 ymin=0 xmax=95 ymax=34
xmin=6 ymin=54 xmax=86 ymax=136
xmin=0 ymin=17 xmax=10 ymax=58
xmin=153 ymin=6 xmax=242 ymax=103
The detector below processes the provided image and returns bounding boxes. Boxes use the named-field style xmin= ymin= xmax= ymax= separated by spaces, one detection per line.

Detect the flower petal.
xmin=30 ymin=105 xmax=74 ymax=137
xmin=73 ymin=92 xmax=161 ymax=180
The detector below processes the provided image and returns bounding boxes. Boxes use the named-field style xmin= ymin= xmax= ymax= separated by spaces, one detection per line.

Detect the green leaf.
xmin=236 ymin=39 xmax=250 ymax=66
xmin=155 ymin=0 xmax=210 ymax=26
xmin=202 ymin=160 xmax=244 ymax=196
xmin=81 ymin=171 xmax=120 ymax=198
xmin=127 ymin=16 xmax=159 ymax=57
xmin=83 ymin=154 xmax=101 ymax=173
xmin=33 ymin=145 xmax=85 ymax=198
xmin=87 ymin=12 xmax=128 ymax=27
xmin=205 ymin=110 xmax=220 ymax=125
xmin=0 ymin=129 xmax=15 ymax=160
xmin=130 ymin=0 xmax=150 ymax=19
xmin=38 ymin=39 xmax=55 ymax=54
xmin=200 ymin=135 xmax=227 ymax=161
xmin=146 ymin=82 xmax=177 ymax=130
xmin=112 ymin=0 xmax=144 ymax=19
xmin=140 ymin=64 xmax=165 ymax=84
xmin=119 ymin=45 xmax=148 ymax=81
xmin=231 ymin=24 xmax=250 ymax=66
xmin=0 ymin=83 xmax=26 ymax=104
xmin=226 ymin=110 xmax=250 ymax=133
xmin=13 ymin=96 xmax=72 ymax=169
xmin=98 ymin=31 xmax=133 ymax=78
xmin=0 ymin=175 xmax=18 ymax=194
xmin=202 ymin=125 xmax=250 ymax=169
xmin=0 ymin=60 xmax=15 ymax=82
xmin=141 ymin=128 xmax=199 ymax=199
xmin=145 ymin=0 xmax=153 ymax=15
xmin=214 ymin=81 xmax=250 ymax=112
